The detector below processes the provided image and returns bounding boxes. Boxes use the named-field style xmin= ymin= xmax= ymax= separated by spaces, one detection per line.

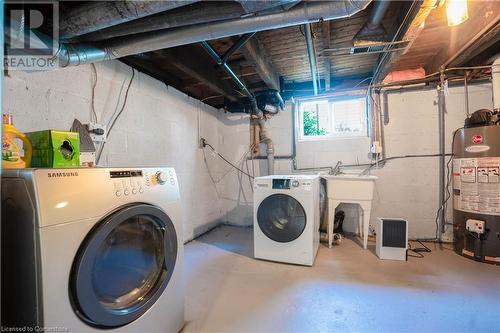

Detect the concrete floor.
xmin=183 ymin=225 xmax=500 ymax=333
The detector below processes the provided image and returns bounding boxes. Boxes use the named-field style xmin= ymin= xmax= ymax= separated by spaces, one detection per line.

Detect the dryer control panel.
xmin=111 ymin=169 xmax=177 ymax=197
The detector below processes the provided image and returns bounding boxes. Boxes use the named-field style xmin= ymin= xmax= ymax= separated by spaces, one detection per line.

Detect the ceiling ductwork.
xmin=236 ymin=0 xmax=301 ymax=13
xmin=59 ymin=0 xmax=199 ymax=40
xmin=5 ymin=0 xmax=371 ymax=69
xmin=354 ymin=0 xmax=391 ymax=46
xmin=76 ymin=1 xmax=303 ymax=43
xmin=75 ymin=2 xmax=247 ymax=42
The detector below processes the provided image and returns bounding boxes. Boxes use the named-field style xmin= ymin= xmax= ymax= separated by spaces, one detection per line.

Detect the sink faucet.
xmin=332 ymin=161 xmax=343 ymax=175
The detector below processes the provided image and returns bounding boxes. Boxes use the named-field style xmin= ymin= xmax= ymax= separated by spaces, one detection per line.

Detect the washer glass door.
xmin=257 ymin=194 xmax=307 ymax=243
xmin=70 ymin=204 xmax=177 ymax=328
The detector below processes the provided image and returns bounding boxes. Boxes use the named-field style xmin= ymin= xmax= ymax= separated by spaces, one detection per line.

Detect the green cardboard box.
xmin=27 ymin=130 xmax=80 ymax=168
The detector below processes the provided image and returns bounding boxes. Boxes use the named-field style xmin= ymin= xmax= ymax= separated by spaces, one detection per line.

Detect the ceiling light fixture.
xmin=446 ymin=0 xmax=469 ymax=26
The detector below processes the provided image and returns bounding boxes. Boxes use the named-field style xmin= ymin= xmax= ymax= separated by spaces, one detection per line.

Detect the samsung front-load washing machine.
xmin=253 ymin=175 xmax=320 ymax=266
xmin=1 ymin=168 xmax=184 ymax=332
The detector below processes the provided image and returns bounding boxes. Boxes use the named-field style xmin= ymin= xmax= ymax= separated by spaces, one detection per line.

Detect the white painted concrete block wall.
xmin=370 ymin=84 xmax=493 ymax=240
xmin=218 ymin=83 xmax=494 ymax=240
xmin=3 ymin=60 xmax=225 ymax=242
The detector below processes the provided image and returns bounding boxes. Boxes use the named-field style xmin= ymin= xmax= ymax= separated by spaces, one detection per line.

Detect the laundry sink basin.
xmin=322 ymin=174 xmax=378 ymax=201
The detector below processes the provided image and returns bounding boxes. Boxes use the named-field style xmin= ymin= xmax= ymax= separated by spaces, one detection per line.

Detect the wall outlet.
xmin=199 ymin=137 xmax=206 ymax=148
xmin=86 ymin=123 xmax=107 ymax=142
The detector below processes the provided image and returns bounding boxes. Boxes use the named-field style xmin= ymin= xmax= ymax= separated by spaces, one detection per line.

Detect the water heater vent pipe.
xmin=492 ymin=56 xmax=500 ymax=113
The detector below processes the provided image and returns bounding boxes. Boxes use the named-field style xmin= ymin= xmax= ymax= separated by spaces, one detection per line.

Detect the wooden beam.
xmin=449 ymin=22 xmax=500 ymax=67
xmin=426 ymin=1 xmax=500 ymax=73
xmin=236 ymin=36 xmax=281 ymax=91
xmin=321 ymin=21 xmax=331 ymax=91
xmin=373 ymin=0 xmax=437 ymax=82
xmin=162 ymin=45 xmax=238 ymax=102
xmin=122 ymin=56 xmax=185 ymax=88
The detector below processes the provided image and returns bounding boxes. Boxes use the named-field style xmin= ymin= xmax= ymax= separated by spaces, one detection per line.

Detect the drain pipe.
xmin=257 ymin=116 xmax=275 ymax=175
xmin=200 ymin=37 xmax=275 ymax=175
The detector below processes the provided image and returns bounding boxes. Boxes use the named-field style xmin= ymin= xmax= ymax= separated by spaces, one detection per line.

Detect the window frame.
xmin=297 ymin=95 xmax=369 ymax=142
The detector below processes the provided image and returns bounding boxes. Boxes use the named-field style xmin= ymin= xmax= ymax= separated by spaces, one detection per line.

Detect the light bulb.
xmin=446 ymin=0 xmax=469 ymax=27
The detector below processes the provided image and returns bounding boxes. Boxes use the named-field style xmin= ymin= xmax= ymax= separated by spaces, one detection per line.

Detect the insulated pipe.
xmin=5 ymin=0 xmax=371 ymax=68
xmin=59 ymin=1 xmax=198 ymax=40
xmin=304 ymin=23 xmax=319 ymax=96
xmin=76 ymin=2 xmax=246 ymax=42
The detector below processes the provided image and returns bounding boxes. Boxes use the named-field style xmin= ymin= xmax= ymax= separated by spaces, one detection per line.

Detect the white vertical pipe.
xmin=492 ymin=56 xmax=500 ymax=112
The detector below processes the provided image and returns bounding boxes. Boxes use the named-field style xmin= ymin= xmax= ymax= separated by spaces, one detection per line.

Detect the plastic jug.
xmin=2 ymin=114 xmax=32 ymax=169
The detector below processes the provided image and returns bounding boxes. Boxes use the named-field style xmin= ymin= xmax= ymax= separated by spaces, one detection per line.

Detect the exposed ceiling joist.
xmin=426 ymin=2 xmax=500 ymax=73
xmin=371 ymin=0 xmax=426 ymax=82
xmin=451 ymin=23 xmax=500 ymax=66
xmin=161 ymin=45 xmax=239 ymax=102
xmin=122 ymin=55 xmax=185 ymax=88
xmin=237 ymin=36 xmax=281 ymax=91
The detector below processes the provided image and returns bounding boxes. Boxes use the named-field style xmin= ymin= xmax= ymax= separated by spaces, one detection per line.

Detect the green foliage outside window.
xmin=303 ymin=111 xmax=327 ymax=136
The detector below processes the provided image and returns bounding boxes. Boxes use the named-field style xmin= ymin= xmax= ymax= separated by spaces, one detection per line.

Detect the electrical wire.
xmin=407 ymin=240 xmax=432 ymax=258
xmin=201 ymin=95 xmax=223 ymax=102
xmin=366 ymin=153 xmax=453 ymax=170
xmin=212 ymin=144 xmax=256 ymax=183
xmin=90 ymin=63 xmax=98 ymax=123
xmin=203 ymin=141 xmax=255 ymax=179
xmin=96 ymin=68 xmax=135 ymax=165
xmin=430 ymin=129 xmax=459 ymax=240
xmin=107 ymin=68 xmax=136 ymax=136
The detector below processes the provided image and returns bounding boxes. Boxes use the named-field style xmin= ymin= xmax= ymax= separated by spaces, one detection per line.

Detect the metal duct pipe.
xmin=353 ymin=0 xmax=391 ymax=46
xmin=304 ymin=23 xmax=319 ymax=95
xmin=59 ymin=1 xmax=198 ymax=40
xmin=258 ymin=117 xmax=275 ymax=175
xmin=366 ymin=0 xmax=391 ymax=29
xmin=6 ymin=0 xmax=371 ymax=68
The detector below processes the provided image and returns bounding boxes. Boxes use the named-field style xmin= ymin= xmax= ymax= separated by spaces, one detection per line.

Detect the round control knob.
xmin=155 ymin=171 xmax=168 ymax=185
xmin=124 ymin=189 xmax=130 ymax=196
xmin=292 ymin=180 xmax=300 ymax=188
xmin=132 ymin=188 xmax=137 ymax=194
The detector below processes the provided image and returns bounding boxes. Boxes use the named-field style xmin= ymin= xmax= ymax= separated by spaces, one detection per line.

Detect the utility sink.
xmin=322 ymin=174 xmax=378 ymax=249
xmin=323 ymin=174 xmax=378 ymax=201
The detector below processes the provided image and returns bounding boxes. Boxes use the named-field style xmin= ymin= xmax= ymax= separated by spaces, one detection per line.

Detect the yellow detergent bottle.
xmin=2 ymin=114 xmax=32 ymax=169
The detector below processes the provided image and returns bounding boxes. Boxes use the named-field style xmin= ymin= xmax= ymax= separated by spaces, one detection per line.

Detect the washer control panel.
xmin=111 ymin=169 xmax=176 ymax=197
xmin=265 ymin=177 xmax=312 ymax=191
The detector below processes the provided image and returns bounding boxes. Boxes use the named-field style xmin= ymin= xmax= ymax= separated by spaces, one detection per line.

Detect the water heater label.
xmin=465 ymin=145 xmax=490 ymax=153
xmin=453 ymin=157 xmax=500 ymax=216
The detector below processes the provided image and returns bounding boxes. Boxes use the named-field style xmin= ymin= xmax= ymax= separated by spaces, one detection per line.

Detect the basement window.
xmin=298 ymin=96 xmax=368 ymax=140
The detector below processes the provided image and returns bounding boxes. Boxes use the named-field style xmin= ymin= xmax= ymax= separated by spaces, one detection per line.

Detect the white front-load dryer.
xmin=1 ymin=168 xmax=184 ymax=332
xmin=253 ymin=175 xmax=320 ymax=266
